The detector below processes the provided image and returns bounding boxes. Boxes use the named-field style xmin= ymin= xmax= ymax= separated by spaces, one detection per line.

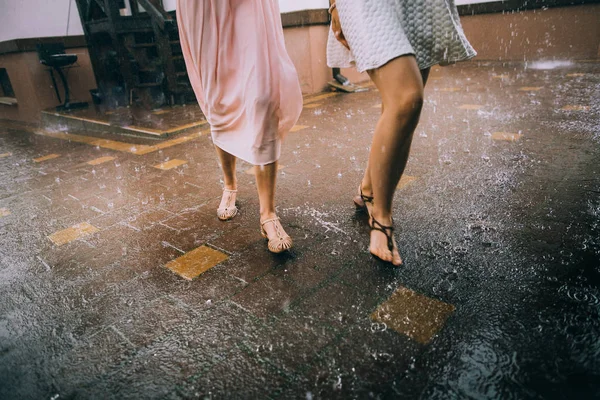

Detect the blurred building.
xmin=0 ymin=0 xmax=598 ymax=126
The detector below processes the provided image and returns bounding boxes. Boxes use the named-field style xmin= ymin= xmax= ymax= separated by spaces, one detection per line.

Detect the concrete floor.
xmin=0 ymin=61 xmax=599 ymax=399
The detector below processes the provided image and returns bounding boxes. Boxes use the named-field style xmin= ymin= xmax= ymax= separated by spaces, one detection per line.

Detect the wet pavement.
xmin=1 ymin=61 xmax=599 ymax=399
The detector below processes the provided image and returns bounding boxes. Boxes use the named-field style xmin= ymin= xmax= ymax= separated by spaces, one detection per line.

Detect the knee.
xmin=386 ymin=89 xmax=424 ymax=121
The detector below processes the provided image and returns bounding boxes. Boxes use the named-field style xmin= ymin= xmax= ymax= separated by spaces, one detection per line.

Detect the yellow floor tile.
xmin=48 ymin=222 xmax=99 ymax=246
xmin=133 ymin=129 xmax=210 ymax=155
xmin=439 ymin=88 xmax=460 ymax=92
xmin=154 ymin=159 xmax=188 ymax=170
xmin=245 ymin=164 xmax=285 ymax=175
xmin=0 ymin=152 xmax=12 ymax=158
xmin=459 ymin=104 xmax=483 ymax=110
xmin=154 ymin=132 xmax=202 ymax=149
xmin=91 ymin=138 xmax=142 ymax=153
xmin=303 ymin=92 xmax=337 ymax=105
xmin=33 ymin=154 xmax=61 ymax=163
xmin=290 ymin=125 xmax=309 ymax=133
xmin=34 ymin=128 xmax=209 ymax=156
xmin=166 ymin=245 xmax=228 ymax=281
xmin=371 ymin=286 xmax=455 ymax=344
xmin=561 ymin=105 xmax=590 ymax=112
xmin=518 ymin=87 xmax=542 ymax=91
xmin=0 ymin=208 xmax=10 ymax=217
xmin=397 ymin=175 xmax=417 ymax=190
xmin=35 ymin=130 xmax=152 ymax=154
xmin=304 ymin=103 xmax=323 ymax=109
xmin=151 ymin=109 xmax=171 ymax=115
xmin=492 ymin=132 xmax=522 ymax=142
xmin=87 ymin=156 xmax=116 ymax=166
xmin=163 ymin=121 xmax=208 ymax=134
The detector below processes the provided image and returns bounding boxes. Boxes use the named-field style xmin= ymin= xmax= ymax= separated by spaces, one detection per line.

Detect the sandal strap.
xmin=370 ymin=216 xmax=394 ymax=251
xmin=360 ymin=188 xmax=374 ymax=204
xmin=260 ymin=217 xmax=280 ymax=227
xmin=261 ymin=217 xmax=290 ymax=242
xmin=223 ymin=188 xmax=237 ymax=193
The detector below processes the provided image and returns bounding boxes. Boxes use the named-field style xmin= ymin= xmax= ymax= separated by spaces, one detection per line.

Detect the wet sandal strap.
xmin=360 ymin=188 xmax=374 ymax=204
xmin=370 ymin=217 xmax=394 ymax=251
xmin=261 ymin=217 xmax=280 ymax=228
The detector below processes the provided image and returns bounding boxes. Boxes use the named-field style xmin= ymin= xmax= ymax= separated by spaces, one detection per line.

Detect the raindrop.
xmin=333 ymin=376 xmax=342 ymax=390
xmin=371 ymin=322 xmax=387 ymax=333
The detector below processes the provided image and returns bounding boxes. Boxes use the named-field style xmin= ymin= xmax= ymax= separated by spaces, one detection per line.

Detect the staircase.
xmin=75 ymin=0 xmax=195 ymax=109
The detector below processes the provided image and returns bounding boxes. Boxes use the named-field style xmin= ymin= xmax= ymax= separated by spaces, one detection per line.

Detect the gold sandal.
xmin=217 ymin=188 xmax=238 ymax=221
xmin=260 ymin=217 xmax=293 ymax=253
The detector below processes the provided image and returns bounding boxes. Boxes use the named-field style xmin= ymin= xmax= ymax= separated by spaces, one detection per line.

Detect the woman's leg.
xmin=255 ymin=162 xmax=277 ymax=221
xmin=359 ymin=68 xmax=430 ymax=199
xmin=215 ymin=146 xmax=238 ymax=220
xmin=255 ymin=161 xmax=292 ymax=252
xmin=364 ymin=56 xmax=427 ymax=265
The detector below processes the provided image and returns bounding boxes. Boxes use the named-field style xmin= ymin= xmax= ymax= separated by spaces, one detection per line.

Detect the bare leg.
xmin=255 ymin=161 xmax=292 ymax=252
xmin=359 ymin=67 xmax=430 ymax=200
xmin=215 ymin=146 xmax=238 ymax=220
xmin=255 ymin=162 xmax=277 ymax=220
xmin=363 ymin=56 xmax=427 ymax=265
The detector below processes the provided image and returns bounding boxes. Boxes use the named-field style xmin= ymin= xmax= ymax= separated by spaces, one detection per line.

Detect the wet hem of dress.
xmin=328 ymin=50 xmax=478 ymax=74
xmin=212 ymin=140 xmax=282 ymax=167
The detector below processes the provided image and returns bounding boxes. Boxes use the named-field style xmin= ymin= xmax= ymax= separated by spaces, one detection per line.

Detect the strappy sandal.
xmin=217 ymin=188 xmax=238 ymax=221
xmin=353 ymin=185 xmax=374 ymax=214
xmin=369 ymin=216 xmax=402 ymax=266
xmin=260 ymin=217 xmax=293 ymax=254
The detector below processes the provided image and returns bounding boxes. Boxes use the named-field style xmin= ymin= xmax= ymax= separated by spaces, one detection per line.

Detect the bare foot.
xmin=217 ymin=188 xmax=238 ymax=221
xmin=260 ymin=215 xmax=292 ymax=253
xmin=369 ymin=217 xmax=403 ymax=266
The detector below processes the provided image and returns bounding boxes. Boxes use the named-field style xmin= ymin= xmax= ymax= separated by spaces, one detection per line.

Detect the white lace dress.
xmin=327 ymin=0 xmax=476 ymax=72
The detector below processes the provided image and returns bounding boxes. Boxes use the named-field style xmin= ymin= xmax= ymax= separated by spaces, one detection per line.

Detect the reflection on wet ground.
xmin=0 ymin=61 xmax=599 ymax=399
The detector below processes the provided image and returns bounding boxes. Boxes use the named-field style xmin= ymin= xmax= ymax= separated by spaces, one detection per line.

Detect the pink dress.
xmin=176 ymin=0 xmax=303 ymax=166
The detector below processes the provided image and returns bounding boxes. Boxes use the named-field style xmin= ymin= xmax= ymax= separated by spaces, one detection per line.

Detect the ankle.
xmin=223 ymin=182 xmax=237 ymax=191
xmin=371 ymin=210 xmax=393 ymax=225
xmin=260 ymin=210 xmax=277 ymax=222
xmin=360 ymin=182 xmax=372 ymax=196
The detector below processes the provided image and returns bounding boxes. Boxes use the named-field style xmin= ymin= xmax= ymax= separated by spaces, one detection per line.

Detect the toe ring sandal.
xmin=370 ymin=216 xmax=400 ymax=265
